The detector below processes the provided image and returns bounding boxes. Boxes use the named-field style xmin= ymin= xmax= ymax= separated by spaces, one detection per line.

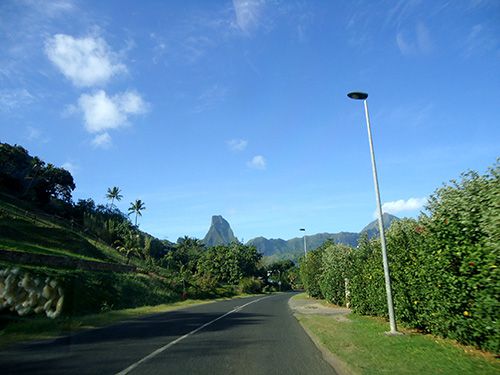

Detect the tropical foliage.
xmin=106 ymin=186 xmax=123 ymax=209
xmin=0 ymin=143 xmax=75 ymax=205
xmin=128 ymin=199 xmax=146 ymax=226
xmin=300 ymin=161 xmax=500 ymax=352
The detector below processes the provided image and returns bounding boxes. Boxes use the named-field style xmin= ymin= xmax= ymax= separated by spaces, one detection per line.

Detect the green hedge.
xmin=300 ymin=247 xmax=324 ymax=298
xmin=300 ymin=161 xmax=499 ymax=353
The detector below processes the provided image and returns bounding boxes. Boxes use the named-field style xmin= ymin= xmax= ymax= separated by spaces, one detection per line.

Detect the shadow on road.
xmin=0 ymin=307 xmax=269 ymax=375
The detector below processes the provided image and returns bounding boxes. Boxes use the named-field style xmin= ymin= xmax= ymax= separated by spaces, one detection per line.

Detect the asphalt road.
xmin=0 ymin=293 xmax=335 ymax=374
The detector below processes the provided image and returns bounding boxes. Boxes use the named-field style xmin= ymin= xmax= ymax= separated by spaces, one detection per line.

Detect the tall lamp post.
xmin=299 ymin=228 xmax=307 ymax=256
xmin=347 ymin=91 xmax=398 ymax=335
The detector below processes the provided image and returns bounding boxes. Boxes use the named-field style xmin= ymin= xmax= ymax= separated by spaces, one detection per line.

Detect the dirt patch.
xmin=289 ymin=296 xmax=351 ymax=322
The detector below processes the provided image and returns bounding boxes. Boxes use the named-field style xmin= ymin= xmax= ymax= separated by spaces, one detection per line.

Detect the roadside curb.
xmin=288 ymin=296 xmax=354 ymax=375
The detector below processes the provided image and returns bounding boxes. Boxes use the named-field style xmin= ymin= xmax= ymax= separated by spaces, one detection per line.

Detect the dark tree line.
xmin=0 ymin=143 xmax=75 ymax=205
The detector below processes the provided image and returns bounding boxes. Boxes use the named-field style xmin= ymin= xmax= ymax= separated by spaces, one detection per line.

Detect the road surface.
xmin=0 ymin=293 xmax=335 ymax=374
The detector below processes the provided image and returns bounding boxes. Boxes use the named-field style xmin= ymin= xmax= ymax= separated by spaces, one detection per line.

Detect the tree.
xmin=128 ymin=199 xmax=146 ymax=226
xmin=0 ymin=143 xmax=75 ymax=203
xmin=106 ymin=186 xmax=123 ymax=209
xmin=0 ymin=143 xmax=32 ymax=193
xmin=197 ymin=243 xmax=261 ymax=285
xmin=114 ymin=230 xmax=142 ymax=264
xmin=39 ymin=163 xmax=76 ymax=203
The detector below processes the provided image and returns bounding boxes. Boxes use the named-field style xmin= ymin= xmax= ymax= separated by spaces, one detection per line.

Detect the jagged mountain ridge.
xmin=202 ymin=215 xmax=238 ymax=247
xmin=360 ymin=212 xmax=399 ymax=238
xmin=246 ymin=213 xmax=400 ymax=256
xmin=201 ymin=213 xmax=400 ymax=256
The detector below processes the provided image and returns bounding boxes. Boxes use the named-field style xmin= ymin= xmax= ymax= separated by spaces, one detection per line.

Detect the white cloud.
xmin=61 ymin=161 xmax=78 ymax=175
xmin=396 ymin=32 xmax=414 ymax=55
xmin=396 ymin=22 xmax=432 ymax=56
xmin=227 ymin=139 xmax=248 ymax=151
xmin=45 ymin=34 xmax=126 ymax=87
xmin=232 ymin=0 xmax=265 ymax=33
xmin=247 ymin=155 xmax=266 ymax=169
xmin=26 ymin=126 xmax=42 ymax=141
xmin=416 ymin=22 xmax=432 ymax=53
xmin=78 ymin=90 xmax=148 ymax=133
xmin=380 ymin=197 xmax=427 ymax=215
xmin=194 ymin=84 xmax=227 ymax=113
xmin=464 ymin=24 xmax=497 ymax=57
xmin=24 ymin=126 xmax=49 ymax=143
xmin=26 ymin=0 xmax=76 ymax=18
xmin=0 ymin=89 xmax=34 ymax=111
xmin=91 ymin=132 xmax=112 ymax=149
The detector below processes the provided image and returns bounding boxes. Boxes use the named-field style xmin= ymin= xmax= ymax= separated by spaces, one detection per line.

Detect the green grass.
xmin=295 ymin=305 xmax=499 ymax=374
xmin=0 ymin=199 xmax=127 ymax=264
xmin=0 ymin=293 xmax=262 ymax=348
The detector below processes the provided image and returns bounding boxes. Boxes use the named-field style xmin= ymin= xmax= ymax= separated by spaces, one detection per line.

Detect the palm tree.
xmin=128 ymin=199 xmax=146 ymax=226
xmin=106 ymin=186 xmax=123 ymax=209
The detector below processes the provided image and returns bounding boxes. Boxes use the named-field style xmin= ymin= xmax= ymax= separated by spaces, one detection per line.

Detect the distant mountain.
xmin=360 ymin=213 xmax=399 ymax=238
xmin=202 ymin=215 xmax=238 ymax=247
xmin=246 ymin=237 xmax=289 ymax=255
xmin=247 ymin=232 xmax=359 ymax=257
xmin=246 ymin=214 xmax=399 ymax=257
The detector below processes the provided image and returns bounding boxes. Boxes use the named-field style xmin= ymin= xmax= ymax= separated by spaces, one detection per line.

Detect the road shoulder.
xmin=289 ymin=294 xmax=354 ymax=375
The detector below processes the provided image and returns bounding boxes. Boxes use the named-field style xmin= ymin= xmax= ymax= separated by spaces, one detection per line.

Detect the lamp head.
xmin=347 ymin=92 xmax=368 ymax=100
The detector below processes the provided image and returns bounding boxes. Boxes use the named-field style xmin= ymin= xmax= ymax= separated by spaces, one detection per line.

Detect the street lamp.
xmin=299 ymin=228 xmax=307 ymax=255
xmin=347 ymin=91 xmax=398 ymax=335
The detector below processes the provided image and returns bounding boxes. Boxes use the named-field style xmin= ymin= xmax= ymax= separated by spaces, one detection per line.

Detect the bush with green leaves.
xmin=417 ymin=164 xmax=499 ymax=352
xmin=318 ymin=242 xmax=351 ymax=306
xmin=238 ymin=277 xmax=263 ymax=294
xmin=300 ymin=161 xmax=499 ymax=352
xmin=265 ymin=259 xmax=296 ymax=291
xmin=384 ymin=219 xmax=429 ymax=329
xmin=300 ymin=246 xmax=324 ymax=299
xmin=346 ymin=234 xmax=386 ymax=316
xmin=197 ymin=243 xmax=261 ymax=285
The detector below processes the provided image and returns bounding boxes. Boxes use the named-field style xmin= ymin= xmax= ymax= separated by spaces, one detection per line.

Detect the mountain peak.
xmin=360 ymin=213 xmax=399 ymax=237
xmin=202 ymin=215 xmax=238 ymax=247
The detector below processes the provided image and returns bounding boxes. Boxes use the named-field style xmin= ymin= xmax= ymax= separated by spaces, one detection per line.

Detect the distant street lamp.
xmin=299 ymin=228 xmax=307 ymax=255
xmin=347 ymin=91 xmax=398 ymax=335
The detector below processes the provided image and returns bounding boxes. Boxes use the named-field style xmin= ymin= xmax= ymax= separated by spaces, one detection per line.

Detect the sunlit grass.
xmin=0 ymin=198 xmax=127 ymax=263
xmin=295 ymin=302 xmax=500 ymax=374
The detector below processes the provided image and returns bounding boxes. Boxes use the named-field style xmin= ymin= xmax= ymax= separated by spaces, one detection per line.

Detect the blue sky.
xmin=1 ymin=0 xmax=499 ymax=242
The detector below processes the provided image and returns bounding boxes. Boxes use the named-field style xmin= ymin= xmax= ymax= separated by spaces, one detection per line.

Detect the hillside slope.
xmin=0 ymin=195 xmax=126 ymax=264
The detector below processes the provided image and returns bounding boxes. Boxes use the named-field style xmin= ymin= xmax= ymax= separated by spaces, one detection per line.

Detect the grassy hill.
xmin=0 ymin=194 xmax=127 ymax=264
xmin=0 ymin=194 xmax=186 ymax=321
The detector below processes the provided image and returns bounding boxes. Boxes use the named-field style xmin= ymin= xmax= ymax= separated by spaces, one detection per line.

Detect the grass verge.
xmin=0 ymin=293 xmax=262 ymax=348
xmin=292 ymin=295 xmax=499 ymax=375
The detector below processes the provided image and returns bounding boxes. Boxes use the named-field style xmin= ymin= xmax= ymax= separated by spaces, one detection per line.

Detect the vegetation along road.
xmin=0 ymin=293 xmax=335 ymax=375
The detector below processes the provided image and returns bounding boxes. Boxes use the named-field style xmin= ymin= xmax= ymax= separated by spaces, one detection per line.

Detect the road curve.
xmin=0 ymin=293 xmax=335 ymax=374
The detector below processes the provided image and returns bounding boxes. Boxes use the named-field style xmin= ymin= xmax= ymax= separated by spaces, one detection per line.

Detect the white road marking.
xmin=115 ymin=296 xmax=270 ymax=375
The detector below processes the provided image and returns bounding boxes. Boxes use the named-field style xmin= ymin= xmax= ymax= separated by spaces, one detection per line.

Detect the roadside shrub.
xmin=347 ymin=235 xmax=386 ymax=316
xmin=300 ymin=247 xmax=324 ymax=298
xmin=385 ymin=219 xmax=430 ymax=329
xmin=418 ymin=165 xmax=500 ymax=352
xmin=319 ymin=244 xmax=351 ymax=306
xmin=238 ymin=277 xmax=263 ymax=294
xmin=306 ymin=161 xmax=499 ymax=353
xmin=61 ymin=271 xmax=177 ymax=315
